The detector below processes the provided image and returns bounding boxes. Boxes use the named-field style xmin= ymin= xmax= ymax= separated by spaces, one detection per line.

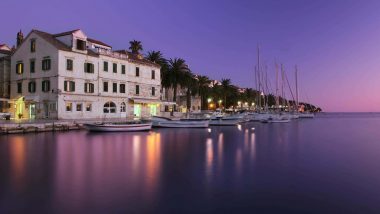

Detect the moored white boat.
xmin=84 ymin=122 xmax=152 ymax=132
xmin=152 ymin=116 xmax=209 ymax=128
xmin=299 ymin=112 xmax=315 ymax=118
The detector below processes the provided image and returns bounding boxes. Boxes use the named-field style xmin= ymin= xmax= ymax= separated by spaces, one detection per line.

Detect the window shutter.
xmin=85 ymin=83 xmax=88 ymax=93
xmin=64 ymin=81 xmax=67 ymax=91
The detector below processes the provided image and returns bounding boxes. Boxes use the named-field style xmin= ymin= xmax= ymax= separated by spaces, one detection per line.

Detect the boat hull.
xmin=153 ymin=121 xmax=209 ymax=128
xmin=84 ymin=123 xmax=152 ymax=132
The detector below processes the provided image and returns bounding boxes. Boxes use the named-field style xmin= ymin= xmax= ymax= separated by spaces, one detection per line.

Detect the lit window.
xmin=76 ymin=103 xmax=82 ymax=111
xmin=86 ymin=103 xmax=92 ymax=112
xmin=16 ymin=62 xmax=23 ymax=74
xmin=66 ymin=102 xmax=72 ymax=111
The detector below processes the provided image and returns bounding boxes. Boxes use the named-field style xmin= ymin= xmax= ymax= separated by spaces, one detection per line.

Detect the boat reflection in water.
xmin=2 ymin=114 xmax=380 ymax=213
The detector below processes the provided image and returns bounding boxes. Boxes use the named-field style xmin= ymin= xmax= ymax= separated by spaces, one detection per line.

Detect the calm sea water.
xmin=1 ymin=113 xmax=380 ymax=214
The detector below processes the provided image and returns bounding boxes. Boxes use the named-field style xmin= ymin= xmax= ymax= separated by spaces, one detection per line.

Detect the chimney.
xmin=17 ymin=30 xmax=24 ymax=47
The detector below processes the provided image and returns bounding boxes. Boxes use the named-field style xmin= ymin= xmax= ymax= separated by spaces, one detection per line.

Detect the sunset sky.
xmin=2 ymin=0 xmax=380 ymax=112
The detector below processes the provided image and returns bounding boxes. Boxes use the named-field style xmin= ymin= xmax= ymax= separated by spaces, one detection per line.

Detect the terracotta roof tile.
xmin=87 ymin=38 xmax=112 ymax=48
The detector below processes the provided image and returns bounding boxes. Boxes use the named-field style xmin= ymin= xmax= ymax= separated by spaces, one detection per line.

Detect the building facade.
xmin=10 ymin=29 xmax=161 ymax=120
xmin=0 ymin=44 xmax=11 ymax=112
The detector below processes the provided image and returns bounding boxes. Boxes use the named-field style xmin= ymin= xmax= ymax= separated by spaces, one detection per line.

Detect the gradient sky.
xmin=2 ymin=0 xmax=380 ymax=112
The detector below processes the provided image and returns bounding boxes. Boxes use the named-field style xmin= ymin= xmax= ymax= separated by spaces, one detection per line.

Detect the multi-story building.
xmin=10 ymin=29 xmax=161 ymax=120
xmin=0 ymin=44 xmax=11 ymax=112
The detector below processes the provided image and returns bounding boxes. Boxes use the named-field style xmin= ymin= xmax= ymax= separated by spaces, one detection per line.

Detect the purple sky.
xmin=2 ymin=0 xmax=380 ymax=112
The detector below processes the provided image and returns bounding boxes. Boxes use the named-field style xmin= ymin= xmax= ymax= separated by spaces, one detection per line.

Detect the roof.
xmin=0 ymin=49 xmax=12 ymax=55
xmin=114 ymin=50 xmax=160 ymax=68
xmin=33 ymin=30 xmax=72 ymax=51
xmin=87 ymin=38 xmax=112 ymax=48
xmin=53 ymin=29 xmax=80 ymax=37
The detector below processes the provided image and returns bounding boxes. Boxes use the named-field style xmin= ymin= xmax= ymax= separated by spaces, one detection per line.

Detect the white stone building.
xmin=10 ymin=29 xmax=161 ymax=120
xmin=0 ymin=44 xmax=12 ymax=112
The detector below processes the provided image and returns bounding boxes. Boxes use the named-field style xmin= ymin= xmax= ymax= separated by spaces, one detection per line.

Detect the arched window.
xmin=120 ymin=102 xmax=126 ymax=113
xmin=104 ymin=101 xmax=116 ymax=113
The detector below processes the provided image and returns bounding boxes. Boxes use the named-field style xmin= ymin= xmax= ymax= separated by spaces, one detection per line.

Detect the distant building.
xmin=0 ymin=44 xmax=11 ymax=112
xmin=10 ymin=29 xmax=161 ymax=119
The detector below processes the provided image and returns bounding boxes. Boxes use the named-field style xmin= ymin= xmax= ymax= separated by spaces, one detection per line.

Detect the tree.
xmin=221 ymin=78 xmax=232 ymax=110
xmin=196 ymin=75 xmax=211 ymax=110
xmin=167 ymin=58 xmax=190 ymax=106
xmin=129 ymin=40 xmax=143 ymax=54
xmin=146 ymin=51 xmax=170 ymax=88
xmin=183 ymin=71 xmax=197 ymax=112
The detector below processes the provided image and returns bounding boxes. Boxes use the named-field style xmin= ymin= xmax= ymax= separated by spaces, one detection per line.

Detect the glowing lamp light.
xmin=218 ymin=100 xmax=222 ymax=104
xmin=207 ymin=98 xmax=212 ymax=103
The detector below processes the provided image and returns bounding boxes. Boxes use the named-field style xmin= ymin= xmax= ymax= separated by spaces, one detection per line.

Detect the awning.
xmin=130 ymin=98 xmax=161 ymax=104
xmin=0 ymin=98 xmax=10 ymax=102
xmin=161 ymin=101 xmax=177 ymax=105
xmin=24 ymin=95 xmax=40 ymax=102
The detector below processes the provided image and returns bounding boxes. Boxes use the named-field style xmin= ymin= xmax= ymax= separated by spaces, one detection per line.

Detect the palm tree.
xmin=221 ymin=78 xmax=232 ymax=110
xmin=183 ymin=71 xmax=197 ymax=112
xmin=167 ymin=58 xmax=190 ymax=107
xmin=196 ymin=75 xmax=211 ymax=110
xmin=146 ymin=51 xmax=170 ymax=96
xmin=129 ymin=40 xmax=143 ymax=54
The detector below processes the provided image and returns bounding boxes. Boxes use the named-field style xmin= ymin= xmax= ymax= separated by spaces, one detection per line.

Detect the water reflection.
xmin=9 ymin=136 xmax=26 ymax=192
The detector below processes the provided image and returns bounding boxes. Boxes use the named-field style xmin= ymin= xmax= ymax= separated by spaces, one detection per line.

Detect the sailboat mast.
xmin=257 ymin=45 xmax=261 ymax=111
xmin=295 ymin=65 xmax=299 ymax=112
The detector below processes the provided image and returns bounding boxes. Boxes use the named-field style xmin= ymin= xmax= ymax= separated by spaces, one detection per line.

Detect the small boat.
xmin=209 ymin=118 xmax=240 ymax=126
xmin=261 ymin=114 xmax=290 ymax=123
xmin=83 ymin=122 xmax=152 ymax=132
xmin=299 ymin=112 xmax=315 ymax=118
xmin=152 ymin=116 xmax=209 ymax=128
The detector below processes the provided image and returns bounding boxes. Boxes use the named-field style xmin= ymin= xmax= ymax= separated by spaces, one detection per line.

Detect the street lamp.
xmin=207 ymin=98 xmax=212 ymax=103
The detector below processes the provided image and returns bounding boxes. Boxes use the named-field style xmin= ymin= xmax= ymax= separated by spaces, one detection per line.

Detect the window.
xmin=121 ymin=65 xmax=126 ymax=74
xmin=17 ymin=82 xmax=22 ymax=93
xmin=16 ymin=62 xmax=23 ymax=74
xmin=152 ymin=87 xmax=155 ymax=96
xmin=113 ymin=63 xmax=117 ymax=73
xmin=120 ymin=84 xmax=126 ymax=93
xmin=113 ymin=83 xmax=117 ymax=93
xmin=120 ymin=102 xmax=126 ymax=112
xmin=84 ymin=82 xmax=95 ymax=93
xmin=30 ymin=39 xmax=36 ymax=52
xmin=151 ymin=70 xmax=155 ymax=79
xmin=50 ymin=103 xmax=57 ymax=112
xmin=64 ymin=80 xmax=75 ymax=92
xmin=103 ymin=61 xmax=108 ymax=72
xmin=136 ymin=85 xmax=140 ymax=95
xmin=28 ymin=81 xmax=36 ymax=93
xmin=66 ymin=102 xmax=72 ymax=111
xmin=103 ymin=102 xmax=116 ymax=113
xmin=42 ymin=80 xmax=50 ymax=92
xmin=136 ymin=67 xmax=140 ymax=77
xmin=103 ymin=82 xmax=108 ymax=92
xmin=76 ymin=103 xmax=82 ymax=111
xmin=86 ymin=103 xmax=92 ymax=112
xmin=76 ymin=39 xmax=86 ymax=51
xmin=66 ymin=59 xmax=73 ymax=71
xmin=84 ymin=63 xmax=94 ymax=73
xmin=30 ymin=60 xmax=35 ymax=73
xmin=42 ymin=58 xmax=51 ymax=71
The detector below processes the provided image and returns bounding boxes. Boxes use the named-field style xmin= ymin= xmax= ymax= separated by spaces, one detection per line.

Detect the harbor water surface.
xmin=1 ymin=113 xmax=380 ymax=213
